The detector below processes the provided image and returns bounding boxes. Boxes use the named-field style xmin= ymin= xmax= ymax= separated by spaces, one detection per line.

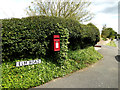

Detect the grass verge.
xmin=2 ymin=46 xmax=103 ymax=89
xmin=106 ymin=41 xmax=117 ymax=47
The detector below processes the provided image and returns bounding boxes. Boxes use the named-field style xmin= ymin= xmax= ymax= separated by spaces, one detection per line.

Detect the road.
xmin=29 ymin=45 xmax=118 ymax=89
xmin=113 ymin=39 xmax=120 ymax=54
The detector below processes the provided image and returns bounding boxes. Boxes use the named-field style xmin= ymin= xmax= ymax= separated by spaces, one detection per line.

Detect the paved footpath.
xmin=30 ymin=45 xmax=118 ymax=89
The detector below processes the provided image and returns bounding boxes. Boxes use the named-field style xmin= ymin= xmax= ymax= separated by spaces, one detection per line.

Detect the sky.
xmin=88 ymin=0 xmax=119 ymax=33
xmin=0 ymin=0 xmax=119 ymax=33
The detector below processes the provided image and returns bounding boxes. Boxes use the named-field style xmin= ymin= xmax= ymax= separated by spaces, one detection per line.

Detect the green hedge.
xmin=0 ymin=19 xmax=1 ymax=65
xmin=118 ymin=34 xmax=120 ymax=39
xmin=68 ymin=23 xmax=100 ymax=50
xmin=2 ymin=17 xmax=69 ymax=64
xmin=2 ymin=16 xmax=100 ymax=62
xmin=82 ymin=23 xmax=100 ymax=46
xmin=41 ymin=16 xmax=100 ymax=50
xmin=101 ymin=27 xmax=116 ymax=40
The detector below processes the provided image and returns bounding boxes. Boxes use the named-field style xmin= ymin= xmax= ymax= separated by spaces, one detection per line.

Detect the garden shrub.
xmin=1 ymin=16 xmax=102 ymax=89
xmin=81 ymin=23 xmax=100 ymax=47
xmin=2 ymin=16 xmax=69 ymax=64
xmin=48 ymin=17 xmax=100 ymax=50
xmin=2 ymin=16 xmax=100 ymax=62
xmin=68 ymin=23 xmax=100 ymax=50
xmin=68 ymin=46 xmax=103 ymax=64
xmin=101 ymin=27 xmax=116 ymax=40
xmin=1 ymin=46 xmax=103 ymax=88
xmin=34 ymin=16 xmax=100 ymax=50
xmin=106 ymin=41 xmax=117 ymax=47
xmin=118 ymin=34 xmax=120 ymax=39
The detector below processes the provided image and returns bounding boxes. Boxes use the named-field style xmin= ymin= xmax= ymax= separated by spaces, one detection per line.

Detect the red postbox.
xmin=52 ymin=35 xmax=60 ymax=51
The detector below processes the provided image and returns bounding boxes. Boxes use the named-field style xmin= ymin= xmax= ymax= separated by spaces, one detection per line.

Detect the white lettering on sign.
xmin=56 ymin=42 xmax=59 ymax=48
xmin=16 ymin=59 xmax=41 ymax=67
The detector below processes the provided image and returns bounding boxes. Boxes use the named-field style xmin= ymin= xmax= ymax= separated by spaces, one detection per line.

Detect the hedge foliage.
xmin=2 ymin=16 xmax=100 ymax=62
xmin=2 ymin=46 xmax=103 ymax=88
xmin=82 ymin=23 xmax=100 ymax=47
xmin=0 ymin=19 xmax=1 ymax=52
xmin=117 ymin=34 xmax=120 ymax=39
xmin=2 ymin=16 xmax=69 ymax=64
xmin=69 ymin=23 xmax=100 ymax=50
xmin=101 ymin=27 xmax=117 ymax=40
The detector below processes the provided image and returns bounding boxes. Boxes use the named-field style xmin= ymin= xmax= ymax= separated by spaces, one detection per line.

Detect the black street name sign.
xmin=16 ymin=59 xmax=41 ymax=67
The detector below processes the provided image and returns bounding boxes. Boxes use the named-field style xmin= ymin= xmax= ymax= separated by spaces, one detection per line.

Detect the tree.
xmin=102 ymin=24 xmax=106 ymax=30
xmin=117 ymin=34 xmax=120 ymax=39
xmin=25 ymin=0 xmax=94 ymax=22
xmin=101 ymin=27 xmax=116 ymax=40
xmin=114 ymin=31 xmax=117 ymax=39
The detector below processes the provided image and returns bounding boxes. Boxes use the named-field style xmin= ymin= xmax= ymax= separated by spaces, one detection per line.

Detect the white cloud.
xmin=0 ymin=0 xmax=32 ymax=19
xmin=85 ymin=0 xmax=118 ymax=33
xmin=91 ymin=13 xmax=118 ymax=33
